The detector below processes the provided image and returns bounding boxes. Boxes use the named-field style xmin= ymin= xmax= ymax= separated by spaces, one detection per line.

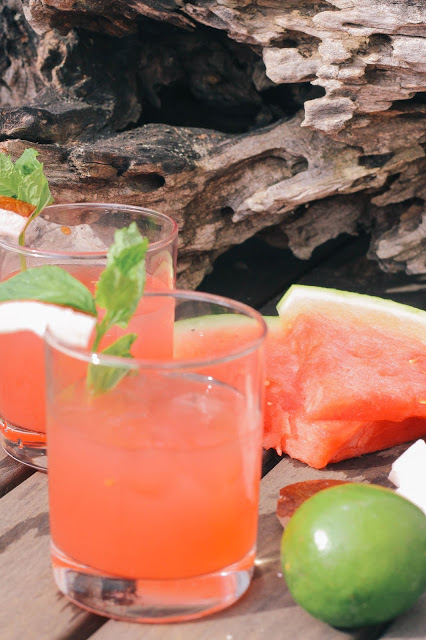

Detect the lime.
xmin=280 ymin=483 xmax=426 ymax=628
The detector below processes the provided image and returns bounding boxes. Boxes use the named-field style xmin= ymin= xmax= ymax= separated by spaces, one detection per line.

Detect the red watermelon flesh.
xmin=265 ymin=412 xmax=426 ymax=469
xmin=292 ymin=313 xmax=426 ymax=423
xmin=262 ymin=317 xmax=426 ymax=468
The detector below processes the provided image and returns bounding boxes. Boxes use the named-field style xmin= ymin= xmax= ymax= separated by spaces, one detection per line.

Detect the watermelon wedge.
xmin=175 ymin=287 xmax=426 ymax=469
xmin=268 ymin=286 xmax=426 ymax=467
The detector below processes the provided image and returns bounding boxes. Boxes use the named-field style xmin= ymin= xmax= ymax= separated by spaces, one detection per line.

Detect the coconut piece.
xmin=0 ymin=300 xmax=96 ymax=347
xmin=277 ymin=479 xmax=349 ymax=527
xmin=0 ymin=208 xmax=31 ymax=238
xmin=388 ymin=439 xmax=426 ymax=514
xmin=0 ymin=196 xmax=36 ymax=239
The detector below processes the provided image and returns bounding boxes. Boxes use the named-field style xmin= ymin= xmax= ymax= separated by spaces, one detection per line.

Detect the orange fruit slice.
xmin=0 ymin=195 xmax=36 ymax=218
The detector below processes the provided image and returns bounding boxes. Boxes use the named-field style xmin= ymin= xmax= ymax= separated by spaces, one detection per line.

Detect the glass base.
xmin=51 ymin=543 xmax=255 ymax=623
xmin=0 ymin=420 xmax=47 ymax=471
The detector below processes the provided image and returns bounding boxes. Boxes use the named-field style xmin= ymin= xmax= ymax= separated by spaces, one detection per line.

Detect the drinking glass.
xmin=45 ymin=290 xmax=266 ymax=623
xmin=0 ymin=203 xmax=178 ymax=470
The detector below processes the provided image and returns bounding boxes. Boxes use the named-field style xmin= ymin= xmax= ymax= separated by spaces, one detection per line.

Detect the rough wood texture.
xmin=1 ymin=1 xmax=426 ymax=287
xmin=0 ymin=448 xmax=34 ymax=498
xmin=0 ymin=474 xmax=104 ymax=640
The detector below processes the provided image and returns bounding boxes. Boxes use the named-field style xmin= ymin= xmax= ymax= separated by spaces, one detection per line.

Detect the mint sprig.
xmin=86 ymin=333 xmax=137 ymax=395
xmin=92 ymin=223 xmax=149 ymax=351
xmin=0 ymin=222 xmax=148 ymax=395
xmin=0 ymin=148 xmax=54 ymax=272
xmin=0 ymin=148 xmax=54 ymax=221
xmin=0 ymin=266 xmax=96 ymax=316
xmin=88 ymin=222 xmax=148 ymax=393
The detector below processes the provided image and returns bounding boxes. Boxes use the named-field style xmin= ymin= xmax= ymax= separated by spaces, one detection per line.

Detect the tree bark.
xmin=1 ymin=1 xmax=425 ymax=287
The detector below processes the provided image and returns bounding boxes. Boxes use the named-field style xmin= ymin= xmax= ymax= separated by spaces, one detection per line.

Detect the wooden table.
xmin=1 ymin=233 xmax=425 ymax=639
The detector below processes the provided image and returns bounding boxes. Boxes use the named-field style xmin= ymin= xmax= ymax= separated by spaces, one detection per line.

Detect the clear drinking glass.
xmin=45 ymin=290 xmax=266 ymax=623
xmin=0 ymin=203 xmax=178 ymax=470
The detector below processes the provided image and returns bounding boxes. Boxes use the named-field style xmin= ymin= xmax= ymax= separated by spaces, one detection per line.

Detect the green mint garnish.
xmin=92 ymin=222 xmax=149 ymax=351
xmin=0 ymin=148 xmax=54 ymax=225
xmin=0 ymin=223 xmax=148 ymax=395
xmin=0 ymin=265 xmax=96 ymax=316
xmin=0 ymin=148 xmax=54 ymax=270
xmin=88 ymin=222 xmax=149 ymax=393
xmin=86 ymin=333 xmax=137 ymax=395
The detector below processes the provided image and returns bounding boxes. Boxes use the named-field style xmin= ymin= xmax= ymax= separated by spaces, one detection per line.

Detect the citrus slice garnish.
xmin=0 ymin=195 xmax=36 ymax=239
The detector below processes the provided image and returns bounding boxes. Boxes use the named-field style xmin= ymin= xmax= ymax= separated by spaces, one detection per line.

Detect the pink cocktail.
xmin=45 ymin=290 xmax=266 ymax=623
xmin=0 ymin=203 xmax=178 ymax=470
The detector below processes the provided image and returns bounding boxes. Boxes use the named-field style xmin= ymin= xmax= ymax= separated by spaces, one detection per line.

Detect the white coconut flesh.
xmin=0 ymin=208 xmax=29 ymax=239
xmin=389 ymin=439 xmax=426 ymax=515
xmin=0 ymin=300 xmax=96 ymax=348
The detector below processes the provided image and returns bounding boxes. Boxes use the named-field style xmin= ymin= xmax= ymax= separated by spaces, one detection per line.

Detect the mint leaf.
xmin=95 ymin=222 xmax=149 ymax=331
xmin=14 ymin=148 xmax=42 ymax=175
xmin=88 ymin=223 xmax=148 ymax=393
xmin=0 ymin=153 xmax=18 ymax=197
xmin=0 ymin=265 xmax=97 ymax=316
xmin=87 ymin=333 xmax=137 ymax=395
xmin=0 ymin=149 xmax=54 ymax=215
xmin=17 ymin=164 xmax=53 ymax=216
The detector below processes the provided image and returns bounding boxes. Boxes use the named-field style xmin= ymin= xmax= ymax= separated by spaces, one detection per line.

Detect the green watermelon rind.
xmin=277 ymin=285 xmax=426 ymax=339
xmin=173 ymin=314 xmax=276 ymax=364
xmin=174 ymin=314 xmax=279 ymax=333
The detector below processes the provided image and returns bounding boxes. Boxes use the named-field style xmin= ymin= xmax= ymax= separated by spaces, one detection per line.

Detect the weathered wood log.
xmin=1 ymin=1 xmax=425 ymax=287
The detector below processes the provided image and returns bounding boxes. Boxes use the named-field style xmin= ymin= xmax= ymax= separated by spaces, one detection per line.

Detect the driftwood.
xmin=1 ymin=1 xmax=425 ymax=287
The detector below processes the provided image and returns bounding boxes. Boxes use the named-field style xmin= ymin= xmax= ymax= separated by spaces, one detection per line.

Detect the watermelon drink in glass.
xmin=0 ymin=203 xmax=178 ymax=470
xmin=45 ymin=290 xmax=266 ymax=623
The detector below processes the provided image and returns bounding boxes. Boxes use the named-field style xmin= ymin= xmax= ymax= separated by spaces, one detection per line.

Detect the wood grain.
xmin=0 ymin=448 xmax=34 ymax=498
xmin=2 ymin=1 xmax=426 ymax=287
xmin=0 ymin=473 xmax=104 ymax=640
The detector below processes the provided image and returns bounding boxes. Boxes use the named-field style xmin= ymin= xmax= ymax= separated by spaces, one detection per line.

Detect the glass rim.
xmin=0 ymin=202 xmax=179 ymax=259
xmin=45 ymin=290 xmax=268 ymax=371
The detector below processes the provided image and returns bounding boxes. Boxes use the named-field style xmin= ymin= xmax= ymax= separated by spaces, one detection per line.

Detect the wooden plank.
xmin=0 ymin=447 xmax=34 ymax=498
xmin=89 ymin=443 xmax=419 ymax=640
xmin=0 ymin=473 xmax=105 ymax=640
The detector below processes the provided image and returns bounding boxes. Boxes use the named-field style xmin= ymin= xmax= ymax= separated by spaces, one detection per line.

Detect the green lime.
xmin=280 ymin=483 xmax=426 ymax=628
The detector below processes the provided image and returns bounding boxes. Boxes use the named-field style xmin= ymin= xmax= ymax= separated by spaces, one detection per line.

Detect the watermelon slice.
xmin=268 ymin=286 xmax=426 ymax=467
xmin=175 ymin=287 xmax=426 ymax=469
xmin=277 ymin=286 xmax=426 ymax=423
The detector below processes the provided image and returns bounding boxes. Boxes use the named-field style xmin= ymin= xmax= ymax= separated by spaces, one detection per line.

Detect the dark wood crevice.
xmin=1 ymin=1 xmax=425 ymax=289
